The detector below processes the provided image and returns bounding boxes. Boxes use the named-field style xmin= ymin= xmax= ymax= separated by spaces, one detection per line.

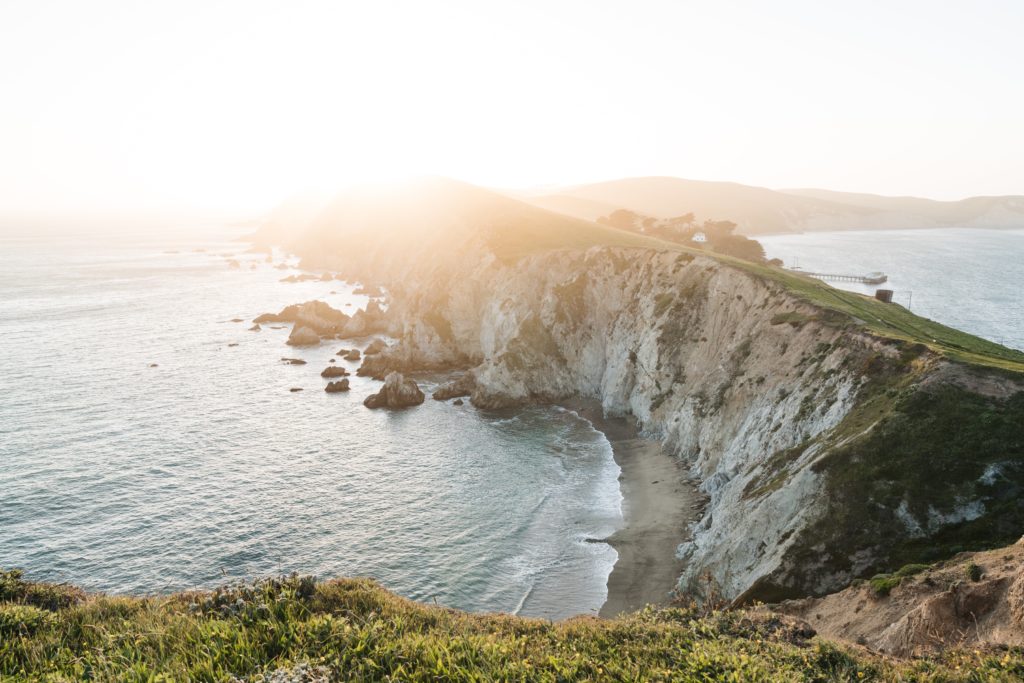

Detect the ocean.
xmin=760 ymin=227 xmax=1024 ymax=352
xmin=0 ymin=228 xmax=622 ymax=620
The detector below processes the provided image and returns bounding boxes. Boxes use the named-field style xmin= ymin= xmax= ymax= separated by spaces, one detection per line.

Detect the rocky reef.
xmin=363 ymin=372 xmax=425 ymax=409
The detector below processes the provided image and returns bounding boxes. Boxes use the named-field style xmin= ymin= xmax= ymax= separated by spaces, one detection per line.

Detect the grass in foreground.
xmin=3 ymin=570 xmax=1024 ymax=681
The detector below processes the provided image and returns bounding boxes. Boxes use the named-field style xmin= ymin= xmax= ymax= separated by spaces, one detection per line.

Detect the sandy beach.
xmin=564 ymin=400 xmax=702 ymax=618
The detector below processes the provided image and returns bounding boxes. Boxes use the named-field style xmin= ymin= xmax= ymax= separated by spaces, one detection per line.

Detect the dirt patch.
xmin=773 ymin=537 xmax=1024 ymax=657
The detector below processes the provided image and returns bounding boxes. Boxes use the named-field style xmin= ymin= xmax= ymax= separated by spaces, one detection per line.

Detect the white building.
xmin=691 ymin=231 xmax=707 ymax=243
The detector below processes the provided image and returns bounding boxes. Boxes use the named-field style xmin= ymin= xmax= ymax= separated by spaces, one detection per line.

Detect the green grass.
xmin=868 ymin=564 xmax=931 ymax=596
xmin=723 ymin=256 xmax=1024 ymax=373
xmin=3 ymin=570 xmax=1023 ymax=682
xmin=484 ymin=211 xmax=683 ymax=261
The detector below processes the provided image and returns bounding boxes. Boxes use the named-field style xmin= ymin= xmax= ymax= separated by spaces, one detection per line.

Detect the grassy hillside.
xmin=782 ymin=188 xmax=1024 ymax=227
xmin=2 ymin=570 xmax=1022 ymax=681
xmin=294 ymin=177 xmax=677 ymax=270
xmin=523 ymin=176 xmax=859 ymax=234
xmin=731 ymin=257 xmax=1024 ymax=372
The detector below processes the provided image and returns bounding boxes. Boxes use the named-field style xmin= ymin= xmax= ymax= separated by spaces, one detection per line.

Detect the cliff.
xmin=280 ymin=178 xmax=1024 ymax=604
xmin=358 ymin=245 xmax=1024 ymax=603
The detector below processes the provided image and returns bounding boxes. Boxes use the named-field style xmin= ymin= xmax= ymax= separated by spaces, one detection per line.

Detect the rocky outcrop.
xmin=340 ymin=300 xmax=388 ymax=338
xmin=354 ymin=245 xmax=1024 ymax=603
xmin=432 ymin=372 xmax=476 ymax=401
xmin=255 ymin=300 xmax=349 ymax=337
xmin=363 ymin=338 xmax=387 ymax=356
xmin=363 ymin=372 xmax=425 ymax=409
xmin=325 ymin=379 xmax=350 ymax=393
xmin=343 ymin=349 xmax=361 ymax=361
xmin=280 ymin=357 xmax=307 ymax=365
xmin=321 ymin=366 xmax=349 ymax=378
xmin=286 ymin=325 xmax=320 ymax=347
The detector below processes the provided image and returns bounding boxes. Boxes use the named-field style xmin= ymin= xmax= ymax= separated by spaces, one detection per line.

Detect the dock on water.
xmin=788 ymin=268 xmax=888 ymax=285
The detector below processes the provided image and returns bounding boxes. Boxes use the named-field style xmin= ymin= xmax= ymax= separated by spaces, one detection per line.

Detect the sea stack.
xmin=363 ymin=372 xmax=425 ymax=409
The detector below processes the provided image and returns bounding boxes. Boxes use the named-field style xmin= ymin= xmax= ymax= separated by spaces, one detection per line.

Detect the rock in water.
xmin=363 ymin=338 xmax=387 ymax=355
xmin=287 ymin=325 xmax=320 ymax=347
xmin=325 ymin=379 xmax=350 ymax=393
xmin=432 ymin=372 xmax=475 ymax=400
xmin=289 ymin=387 xmax=303 ymax=392
xmin=363 ymin=372 xmax=425 ymax=409
xmin=343 ymin=349 xmax=361 ymax=361
xmin=321 ymin=366 xmax=350 ymax=378
xmin=249 ymin=324 xmax=262 ymax=332
xmin=453 ymin=398 xmax=464 ymax=406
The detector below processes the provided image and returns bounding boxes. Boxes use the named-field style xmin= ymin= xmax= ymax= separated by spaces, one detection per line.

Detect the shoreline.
xmin=561 ymin=399 xmax=701 ymax=618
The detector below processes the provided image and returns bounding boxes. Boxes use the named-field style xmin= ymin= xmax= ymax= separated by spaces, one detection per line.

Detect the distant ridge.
xmin=260 ymin=177 xmax=677 ymax=278
xmin=523 ymin=176 xmax=1024 ymax=234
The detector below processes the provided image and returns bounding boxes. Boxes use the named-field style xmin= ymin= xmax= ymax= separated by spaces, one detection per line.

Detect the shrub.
xmin=0 ymin=569 xmax=82 ymax=610
xmin=0 ymin=604 xmax=52 ymax=637
xmin=965 ymin=562 xmax=983 ymax=582
xmin=869 ymin=563 xmax=930 ymax=596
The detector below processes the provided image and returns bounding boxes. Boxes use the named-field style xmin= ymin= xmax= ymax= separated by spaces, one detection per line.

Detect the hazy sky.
xmin=2 ymin=0 xmax=1023 ymax=215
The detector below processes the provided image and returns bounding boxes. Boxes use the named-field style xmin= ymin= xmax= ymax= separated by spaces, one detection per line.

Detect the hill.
xmin=282 ymin=177 xmax=679 ymax=278
xmin=524 ymin=177 xmax=1024 ymax=234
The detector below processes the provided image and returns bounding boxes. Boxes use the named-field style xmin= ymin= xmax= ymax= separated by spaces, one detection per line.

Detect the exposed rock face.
xmin=343 ymin=349 xmax=361 ymax=361
xmin=355 ymin=246 xmax=1024 ymax=603
xmin=340 ymin=300 xmax=388 ymax=338
xmin=363 ymin=372 xmax=425 ymax=409
xmin=286 ymin=325 xmax=320 ymax=347
xmin=321 ymin=366 xmax=350 ymax=378
xmin=255 ymin=300 xmax=349 ymax=337
xmin=432 ymin=372 xmax=476 ymax=400
xmin=325 ymin=379 xmax=350 ymax=393
xmin=363 ymin=338 xmax=387 ymax=356
xmin=776 ymin=538 xmax=1024 ymax=656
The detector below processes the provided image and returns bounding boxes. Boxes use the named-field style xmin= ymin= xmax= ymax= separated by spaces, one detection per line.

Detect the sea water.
xmin=0 ymin=228 xmax=622 ymax=619
xmin=760 ymin=227 xmax=1024 ymax=352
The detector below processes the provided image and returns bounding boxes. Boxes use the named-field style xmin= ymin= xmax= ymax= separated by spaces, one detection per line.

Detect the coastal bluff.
xmin=279 ymin=178 xmax=1024 ymax=604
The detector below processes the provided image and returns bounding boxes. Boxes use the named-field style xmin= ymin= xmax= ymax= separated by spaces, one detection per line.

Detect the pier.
xmin=788 ymin=268 xmax=888 ymax=285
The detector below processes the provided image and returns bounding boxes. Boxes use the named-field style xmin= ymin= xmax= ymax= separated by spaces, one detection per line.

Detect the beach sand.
xmin=565 ymin=400 xmax=702 ymax=618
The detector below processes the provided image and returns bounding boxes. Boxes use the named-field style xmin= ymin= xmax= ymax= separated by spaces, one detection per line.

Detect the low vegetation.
xmin=726 ymin=255 xmax=1024 ymax=373
xmin=3 ymin=570 xmax=1024 ymax=681
xmin=868 ymin=564 xmax=931 ymax=597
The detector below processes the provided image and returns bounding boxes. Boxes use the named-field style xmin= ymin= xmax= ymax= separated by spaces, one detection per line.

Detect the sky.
xmin=1 ymin=0 xmax=1023 ymax=217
